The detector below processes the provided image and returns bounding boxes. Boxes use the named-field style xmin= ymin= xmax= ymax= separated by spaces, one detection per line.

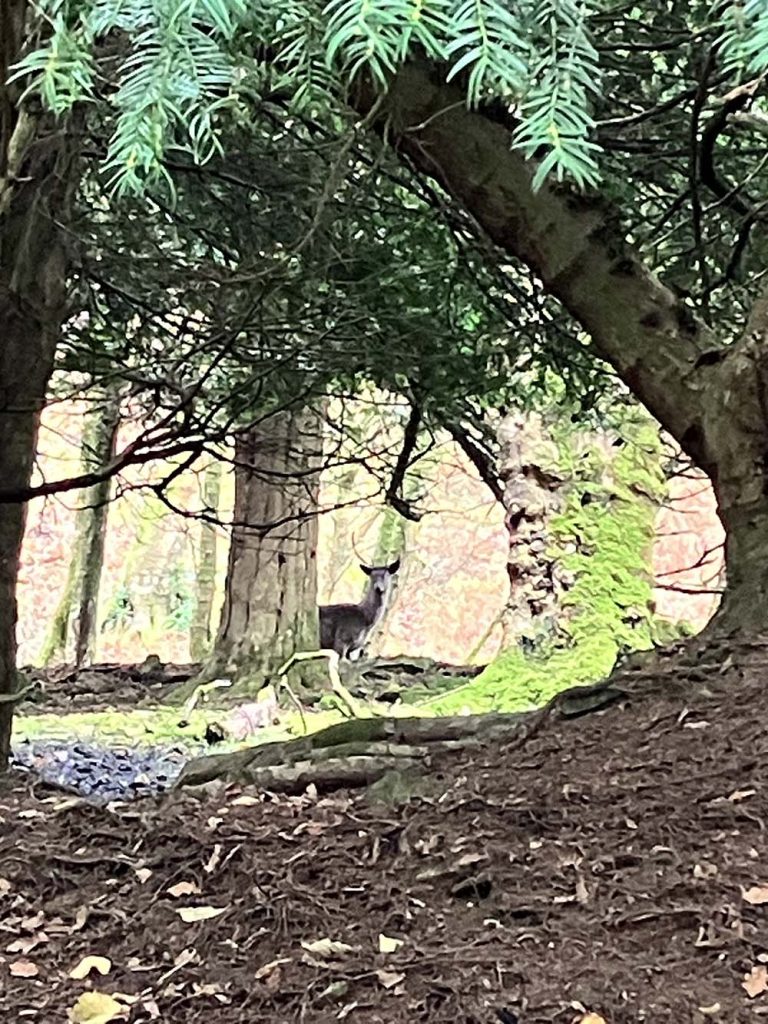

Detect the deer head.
xmin=360 ymin=559 xmax=401 ymax=593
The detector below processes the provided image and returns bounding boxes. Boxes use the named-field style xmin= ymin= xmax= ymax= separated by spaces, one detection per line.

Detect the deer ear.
xmin=360 ymin=564 xmax=372 ymax=575
xmin=388 ymin=559 xmax=401 ymax=574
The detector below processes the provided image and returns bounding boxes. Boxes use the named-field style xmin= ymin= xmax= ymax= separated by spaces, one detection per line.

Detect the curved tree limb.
xmin=352 ymin=62 xmax=717 ymax=472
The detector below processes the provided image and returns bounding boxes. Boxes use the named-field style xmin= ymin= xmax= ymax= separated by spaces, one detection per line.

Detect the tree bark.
xmin=497 ymin=410 xmax=569 ymax=648
xmin=208 ymin=407 xmax=323 ymax=691
xmin=41 ymin=390 xmax=121 ymax=667
xmin=0 ymin=5 xmax=81 ymax=765
xmin=353 ymin=62 xmax=768 ymax=636
xmin=190 ymin=457 xmax=222 ymax=661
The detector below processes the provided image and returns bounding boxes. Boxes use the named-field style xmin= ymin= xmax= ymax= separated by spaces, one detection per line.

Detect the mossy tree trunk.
xmin=0 ymin=6 xmax=81 ymax=766
xmin=497 ymin=410 xmax=569 ymax=651
xmin=190 ymin=457 xmax=222 ymax=661
xmin=354 ymin=62 xmax=768 ymax=639
xmin=208 ymin=407 xmax=323 ymax=691
xmin=41 ymin=389 xmax=121 ymax=667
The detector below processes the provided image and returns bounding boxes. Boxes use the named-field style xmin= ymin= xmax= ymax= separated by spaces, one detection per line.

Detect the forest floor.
xmin=9 ymin=658 xmax=479 ymax=800
xmin=1 ymin=643 xmax=768 ymax=1022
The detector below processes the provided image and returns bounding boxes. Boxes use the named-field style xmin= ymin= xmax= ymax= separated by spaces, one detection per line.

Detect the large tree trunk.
xmin=0 ymin=5 xmax=80 ymax=765
xmin=41 ymin=389 xmax=121 ymax=667
xmin=209 ymin=407 xmax=323 ymax=691
xmin=353 ymin=62 xmax=768 ymax=637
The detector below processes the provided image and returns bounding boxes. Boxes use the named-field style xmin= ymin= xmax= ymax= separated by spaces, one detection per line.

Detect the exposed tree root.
xmin=174 ymin=674 xmax=627 ymax=793
xmin=277 ymin=648 xmax=362 ymax=719
xmin=174 ymin=627 xmax=756 ymax=797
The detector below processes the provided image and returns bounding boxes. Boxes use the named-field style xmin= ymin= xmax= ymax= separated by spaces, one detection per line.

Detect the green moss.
xmin=12 ymin=702 xmax=369 ymax=751
xmin=425 ymin=412 xmax=673 ymax=715
xmin=13 ymin=707 xmax=229 ymax=747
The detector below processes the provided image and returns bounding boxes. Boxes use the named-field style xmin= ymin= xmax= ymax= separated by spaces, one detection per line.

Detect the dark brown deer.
xmin=319 ymin=559 xmax=400 ymax=660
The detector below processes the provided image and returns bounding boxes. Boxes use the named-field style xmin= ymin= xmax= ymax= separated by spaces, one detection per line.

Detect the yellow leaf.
xmin=167 ymin=881 xmax=201 ymax=898
xmin=744 ymin=965 xmax=768 ymax=998
xmin=743 ymin=885 xmax=768 ymax=905
xmin=175 ymin=905 xmax=227 ymax=923
xmin=9 ymin=959 xmax=39 ymax=978
xmin=580 ymin=1015 xmax=607 ymax=1024
xmin=69 ymin=991 xmax=127 ymax=1023
xmin=69 ymin=956 xmax=112 ymax=980
xmin=378 ymin=934 xmax=404 ymax=954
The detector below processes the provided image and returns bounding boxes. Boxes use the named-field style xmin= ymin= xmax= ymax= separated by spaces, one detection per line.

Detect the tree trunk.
xmin=0 ymin=9 xmax=81 ymax=764
xmin=209 ymin=407 xmax=323 ymax=691
xmin=497 ymin=410 xmax=569 ymax=649
xmin=353 ymin=62 xmax=768 ymax=639
xmin=41 ymin=390 xmax=121 ymax=667
xmin=190 ymin=457 xmax=222 ymax=661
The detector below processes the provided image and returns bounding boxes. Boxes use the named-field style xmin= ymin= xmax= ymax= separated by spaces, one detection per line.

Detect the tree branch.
xmin=352 ymin=62 xmax=717 ymax=469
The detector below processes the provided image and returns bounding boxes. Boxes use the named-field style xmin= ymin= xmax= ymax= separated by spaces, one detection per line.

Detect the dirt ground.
xmin=2 ymin=655 xmax=768 ymax=1023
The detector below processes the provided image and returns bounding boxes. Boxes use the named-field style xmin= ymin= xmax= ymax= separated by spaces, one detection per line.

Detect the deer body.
xmin=319 ymin=560 xmax=400 ymax=660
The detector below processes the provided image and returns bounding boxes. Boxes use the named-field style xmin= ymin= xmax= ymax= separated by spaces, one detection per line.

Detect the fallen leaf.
xmin=744 ymin=965 xmax=768 ymax=998
xmin=0 ymin=878 xmax=11 ymax=897
xmin=192 ymin=981 xmax=224 ymax=997
xmin=376 ymin=969 xmax=405 ymax=989
xmin=70 ymin=956 xmax=112 ymax=980
xmin=175 ymin=906 xmax=227 ymax=923
xmin=7 ymin=932 xmax=49 ymax=954
xmin=134 ymin=868 xmax=152 ymax=884
xmin=203 ymin=844 xmax=222 ymax=874
xmin=139 ymin=998 xmax=160 ymax=1019
xmin=743 ymin=885 xmax=768 ymax=905
xmin=319 ymin=980 xmax=348 ymax=999
xmin=9 ymin=959 xmax=39 ymax=978
xmin=729 ymin=788 xmax=756 ymax=803
xmin=698 ymin=1005 xmax=721 ymax=1016
xmin=579 ymin=1015 xmax=607 ymax=1024
xmin=18 ymin=809 xmax=45 ymax=819
xmin=255 ymin=957 xmax=292 ymax=980
xmin=230 ymin=795 xmax=260 ymax=807
xmin=378 ymin=934 xmax=404 ymax=954
xmin=167 ymin=881 xmax=201 ymax=898
xmin=173 ymin=947 xmax=199 ymax=968
xmin=68 ymin=991 xmax=127 ymax=1023
xmin=301 ymin=938 xmax=355 ymax=958
xmin=125 ymin=957 xmax=154 ymax=973
xmin=21 ymin=911 xmax=44 ymax=931
xmin=70 ymin=907 xmax=89 ymax=933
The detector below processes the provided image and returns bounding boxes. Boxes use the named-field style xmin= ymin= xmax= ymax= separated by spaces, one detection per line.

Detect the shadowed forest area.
xmin=3 ymin=2 xmax=768 ymax=1021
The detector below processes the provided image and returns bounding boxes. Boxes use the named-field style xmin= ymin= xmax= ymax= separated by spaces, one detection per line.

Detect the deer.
xmin=319 ymin=559 xmax=401 ymax=661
